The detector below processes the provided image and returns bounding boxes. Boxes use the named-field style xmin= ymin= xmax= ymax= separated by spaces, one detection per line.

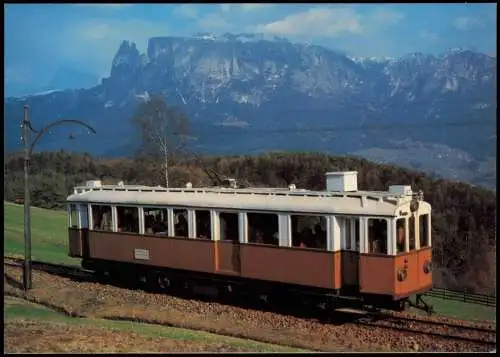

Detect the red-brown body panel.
xmin=72 ymin=229 xmax=431 ymax=297
xmin=240 ymin=245 xmax=341 ymax=289
xmin=359 ymin=249 xmax=433 ymax=298
xmin=359 ymin=255 xmax=395 ymax=294
xmin=89 ymin=231 xmax=215 ymax=273
xmin=68 ymin=228 xmax=83 ymax=257
xmin=416 ymin=248 xmax=433 ymax=290
xmin=341 ymin=251 xmax=359 ymax=286
xmin=394 ymin=251 xmax=420 ymax=296
xmin=215 ymin=241 xmax=241 ymax=274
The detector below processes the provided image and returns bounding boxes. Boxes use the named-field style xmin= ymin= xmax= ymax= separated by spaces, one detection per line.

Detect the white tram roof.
xmin=66 ymin=184 xmax=425 ymax=217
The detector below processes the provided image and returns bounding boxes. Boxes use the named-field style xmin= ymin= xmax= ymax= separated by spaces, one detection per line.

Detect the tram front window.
xmin=396 ymin=218 xmax=406 ymax=254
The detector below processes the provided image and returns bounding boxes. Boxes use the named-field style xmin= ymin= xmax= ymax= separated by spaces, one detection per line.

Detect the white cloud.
xmin=173 ymin=4 xmax=198 ymax=19
xmin=197 ymin=13 xmax=231 ymax=30
xmin=420 ymin=30 xmax=441 ymax=43
xmin=453 ymin=16 xmax=483 ymax=31
xmin=370 ymin=8 xmax=405 ymax=27
xmin=255 ymin=7 xmax=362 ymax=37
xmin=254 ymin=7 xmax=404 ymax=38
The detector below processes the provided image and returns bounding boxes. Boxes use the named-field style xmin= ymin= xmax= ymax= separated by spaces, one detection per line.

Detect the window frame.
xmin=419 ymin=214 xmax=431 ymax=249
xmin=172 ymin=207 xmax=190 ymax=238
xmin=68 ymin=203 xmax=79 ymax=228
xmin=115 ymin=205 xmax=141 ymax=234
xmin=395 ymin=217 xmax=407 ymax=255
xmin=246 ymin=211 xmax=280 ymax=246
xmin=218 ymin=211 xmax=241 ymax=243
xmin=366 ymin=217 xmax=390 ymax=255
xmin=193 ymin=208 xmax=212 ymax=240
xmin=142 ymin=206 xmax=170 ymax=236
xmin=90 ymin=204 xmax=114 ymax=232
xmin=290 ymin=214 xmax=328 ymax=250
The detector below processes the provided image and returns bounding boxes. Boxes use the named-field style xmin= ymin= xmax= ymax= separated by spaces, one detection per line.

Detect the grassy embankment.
xmin=3 ymin=201 xmax=495 ymax=322
xmin=4 ymin=295 xmax=298 ymax=353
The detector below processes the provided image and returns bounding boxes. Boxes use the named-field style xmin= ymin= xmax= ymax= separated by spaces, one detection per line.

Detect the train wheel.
xmin=157 ymin=275 xmax=171 ymax=291
xmin=395 ymin=299 xmax=408 ymax=312
xmin=219 ymin=284 xmax=237 ymax=303
xmin=94 ymin=270 xmax=110 ymax=283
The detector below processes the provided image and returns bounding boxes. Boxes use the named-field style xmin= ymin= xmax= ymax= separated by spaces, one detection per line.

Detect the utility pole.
xmin=21 ymin=105 xmax=96 ymax=295
xmin=23 ymin=105 xmax=32 ymax=295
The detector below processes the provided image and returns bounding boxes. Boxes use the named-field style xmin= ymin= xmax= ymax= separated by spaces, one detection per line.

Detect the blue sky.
xmin=5 ymin=3 xmax=497 ymax=87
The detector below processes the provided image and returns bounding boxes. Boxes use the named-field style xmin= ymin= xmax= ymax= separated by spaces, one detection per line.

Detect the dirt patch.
xmin=4 ymin=320 xmax=258 ymax=353
xmin=4 ymin=264 xmax=495 ymax=352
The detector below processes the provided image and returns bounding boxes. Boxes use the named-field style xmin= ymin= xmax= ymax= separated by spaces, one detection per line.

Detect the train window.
xmin=195 ymin=210 xmax=211 ymax=239
xmin=219 ymin=212 xmax=239 ymax=242
xmin=368 ymin=219 xmax=388 ymax=254
xmin=116 ymin=207 xmax=139 ymax=234
xmin=353 ymin=218 xmax=360 ymax=251
xmin=80 ymin=205 xmax=89 ymax=229
xmin=291 ymin=215 xmax=327 ymax=249
xmin=173 ymin=209 xmax=188 ymax=237
xmin=69 ymin=204 xmax=79 ymax=228
xmin=419 ymin=214 xmax=429 ymax=248
xmin=345 ymin=219 xmax=352 ymax=250
xmin=409 ymin=215 xmax=416 ymax=250
xmin=345 ymin=218 xmax=360 ymax=251
xmin=144 ymin=207 xmax=169 ymax=235
xmin=247 ymin=213 xmax=279 ymax=246
xmin=91 ymin=205 xmax=113 ymax=231
xmin=396 ymin=218 xmax=406 ymax=254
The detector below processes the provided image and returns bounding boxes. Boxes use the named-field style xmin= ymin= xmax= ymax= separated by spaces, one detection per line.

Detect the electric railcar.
xmin=66 ymin=171 xmax=433 ymax=312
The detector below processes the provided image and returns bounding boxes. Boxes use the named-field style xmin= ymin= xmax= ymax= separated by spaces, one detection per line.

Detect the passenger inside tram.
xmin=314 ymin=224 xmax=327 ymax=249
xmin=195 ymin=210 xmax=211 ymax=239
xmin=368 ymin=219 xmax=388 ymax=254
xmin=248 ymin=213 xmax=279 ymax=245
xmin=291 ymin=215 xmax=326 ymax=249
xmin=220 ymin=212 xmax=239 ymax=242
xmin=174 ymin=210 xmax=188 ymax=237
xmin=117 ymin=207 xmax=139 ymax=233
xmin=92 ymin=205 xmax=112 ymax=231
xmin=144 ymin=208 xmax=168 ymax=235
xmin=153 ymin=213 xmax=168 ymax=235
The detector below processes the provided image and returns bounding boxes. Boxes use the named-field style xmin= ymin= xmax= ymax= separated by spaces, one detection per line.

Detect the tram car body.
xmin=66 ymin=171 xmax=433 ymax=311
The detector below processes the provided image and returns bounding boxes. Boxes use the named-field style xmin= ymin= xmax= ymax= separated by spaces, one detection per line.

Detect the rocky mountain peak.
xmin=4 ymin=34 xmax=495 ymax=185
xmin=111 ymin=40 xmax=142 ymax=70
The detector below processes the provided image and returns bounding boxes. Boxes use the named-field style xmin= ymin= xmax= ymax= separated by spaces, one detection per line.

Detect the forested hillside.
xmin=4 ymin=151 xmax=496 ymax=295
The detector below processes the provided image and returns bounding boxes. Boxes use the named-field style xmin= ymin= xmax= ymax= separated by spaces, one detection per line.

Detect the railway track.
xmin=3 ymin=257 xmax=496 ymax=351
xmin=356 ymin=312 xmax=496 ymax=347
xmin=4 ymin=257 xmax=95 ymax=281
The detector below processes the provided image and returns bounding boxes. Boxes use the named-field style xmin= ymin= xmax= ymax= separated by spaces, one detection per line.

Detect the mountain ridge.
xmin=4 ymin=34 xmax=496 ymax=188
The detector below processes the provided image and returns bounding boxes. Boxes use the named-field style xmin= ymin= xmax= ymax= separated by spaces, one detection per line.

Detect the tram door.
xmin=341 ymin=217 xmax=360 ymax=288
xmin=215 ymin=212 xmax=241 ymax=275
xmin=80 ymin=204 xmax=90 ymax=258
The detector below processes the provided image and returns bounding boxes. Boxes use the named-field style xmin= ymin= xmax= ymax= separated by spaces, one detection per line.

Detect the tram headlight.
xmin=423 ymin=260 xmax=432 ymax=274
xmin=397 ymin=268 xmax=408 ymax=282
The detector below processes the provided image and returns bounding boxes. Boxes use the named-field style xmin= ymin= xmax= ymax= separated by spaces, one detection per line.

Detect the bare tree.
xmin=131 ymin=94 xmax=190 ymax=188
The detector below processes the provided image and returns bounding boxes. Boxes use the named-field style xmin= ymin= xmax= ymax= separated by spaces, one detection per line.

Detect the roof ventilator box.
xmin=325 ymin=171 xmax=358 ymax=192
xmin=388 ymin=185 xmax=413 ymax=196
